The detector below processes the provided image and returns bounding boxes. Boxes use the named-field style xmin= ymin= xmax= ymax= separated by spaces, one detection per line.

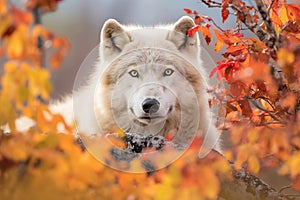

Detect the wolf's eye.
xmin=163 ymin=68 xmax=174 ymax=76
xmin=128 ymin=70 xmax=139 ymax=78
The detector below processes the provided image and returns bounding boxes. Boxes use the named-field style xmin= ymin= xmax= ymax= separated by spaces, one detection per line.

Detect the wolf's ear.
xmin=167 ymin=16 xmax=200 ymax=54
xmin=100 ymin=19 xmax=131 ymax=60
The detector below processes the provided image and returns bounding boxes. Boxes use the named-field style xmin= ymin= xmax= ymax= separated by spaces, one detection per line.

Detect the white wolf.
xmin=12 ymin=16 xmax=221 ymax=152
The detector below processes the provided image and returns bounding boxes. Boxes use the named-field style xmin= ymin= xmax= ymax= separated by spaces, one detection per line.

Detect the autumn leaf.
xmin=292 ymin=176 xmax=300 ymax=191
xmin=193 ymin=15 xmax=203 ymax=25
xmin=286 ymin=4 xmax=300 ymax=21
xmin=11 ymin=6 xmax=33 ymax=26
xmin=50 ymin=37 xmax=70 ymax=68
xmin=209 ymin=61 xmax=240 ymax=81
xmin=26 ymin=0 xmax=64 ymax=13
xmin=183 ymin=8 xmax=193 ymax=14
xmin=221 ymin=8 xmax=229 ymax=23
xmin=248 ymin=155 xmax=260 ymax=174
xmin=188 ymin=25 xmax=212 ymax=44
xmin=212 ymin=28 xmax=225 ymax=52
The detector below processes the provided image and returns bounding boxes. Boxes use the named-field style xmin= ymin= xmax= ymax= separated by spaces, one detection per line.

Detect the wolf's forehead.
xmin=119 ymin=49 xmax=181 ymax=66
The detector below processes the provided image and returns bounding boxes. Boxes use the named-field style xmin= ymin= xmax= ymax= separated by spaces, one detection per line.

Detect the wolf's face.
xmin=124 ymin=64 xmax=178 ymax=126
xmin=94 ymin=16 xmax=207 ymax=138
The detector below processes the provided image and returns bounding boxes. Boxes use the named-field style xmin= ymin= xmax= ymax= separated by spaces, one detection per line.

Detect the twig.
xmin=200 ymin=0 xmax=222 ymax=8
xmin=267 ymin=0 xmax=275 ymax=17
xmin=32 ymin=7 xmax=45 ymax=66
xmin=255 ymin=0 xmax=278 ymax=51
xmin=247 ymin=95 xmax=286 ymax=124
xmin=279 ymin=185 xmax=292 ymax=193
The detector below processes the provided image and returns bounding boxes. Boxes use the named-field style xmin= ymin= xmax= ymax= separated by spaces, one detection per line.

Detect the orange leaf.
xmin=213 ymin=28 xmax=225 ymax=52
xmin=292 ymin=176 xmax=300 ymax=191
xmin=5 ymin=25 xmax=27 ymax=59
xmin=183 ymin=8 xmax=193 ymax=14
xmin=11 ymin=6 xmax=33 ymax=26
xmin=230 ymin=80 xmax=247 ymax=97
xmin=201 ymin=25 xmax=212 ymax=45
xmin=270 ymin=8 xmax=283 ymax=27
xmin=286 ymin=4 xmax=300 ymax=21
xmin=0 ymin=0 xmax=8 ymax=14
xmin=280 ymin=92 xmax=297 ymax=110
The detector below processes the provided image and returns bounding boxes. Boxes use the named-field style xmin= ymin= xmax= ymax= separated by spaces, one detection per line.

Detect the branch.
xmin=254 ymin=0 xmax=278 ymax=51
xmin=219 ymin=164 xmax=293 ymax=200
xmin=200 ymin=0 xmax=222 ymax=8
xmin=248 ymin=95 xmax=287 ymax=124
xmin=32 ymin=7 xmax=45 ymax=66
xmin=200 ymin=0 xmax=278 ymax=53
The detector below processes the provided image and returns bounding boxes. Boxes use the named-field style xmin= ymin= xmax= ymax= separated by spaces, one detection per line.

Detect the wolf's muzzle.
xmin=142 ymin=98 xmax=160 ymax=114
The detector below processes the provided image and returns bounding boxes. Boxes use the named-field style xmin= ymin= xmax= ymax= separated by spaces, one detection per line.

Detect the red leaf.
xmin=1 ymin=25 xmax=16 ymax=38
xmin=193 ymin=10 xmax=199 ymax=15
xmin=232 ymin=32 xmax=244 ymax=38
xmin=184 ymin=8 xmax=193 ymax=14
xmin=222 ymin=8 xmax=230 ymax=23
xmin=238 ymin=99 xmax=252 ymax=117
xmin=230 ymin=80 xmax=248 ymax=97
xmin=188 ymin=25 xmax=212 ymax=44
xmin=187 ymin=25 xmax=201 ymax=36
xmin=209 ymin=61 xmax=239 ymax=80
xmin=194 ymin=16 xmax=203 ymax=25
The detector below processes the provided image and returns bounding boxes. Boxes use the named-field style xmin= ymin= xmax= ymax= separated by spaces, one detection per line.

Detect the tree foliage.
xmin=185 ymin=0 xmax=300 ymax=193
xmin=0 ymin=0 xmax=300 ymax=199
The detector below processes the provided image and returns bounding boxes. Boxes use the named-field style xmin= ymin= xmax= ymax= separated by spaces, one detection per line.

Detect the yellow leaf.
xmin=279 ymin=6 xmax=289 ymax=24
xmin=288 ymin=152 xmax=300 ymax=177
xmin=0 ymin=134 xmax=29 ymax=161
xmin=278 ymin=48 xmax=295 ymax=65
xmin=5 ymin=25 xmax=27 ymax=59
xmin=260 ymin=98 xmax=274 ymax=111
xmin=4 ymin=60 xmax=18 ymax=72
xmin=28 ymin=66 xmax=51 ymax=99
xmin=279 ymin=152 xmax=300 ymax=177
xmin=235 ymin=145 xmax=249 ymax=169
xmin=248 ymin=155 xmax=260 ymax=174
xmin=247 ymin=130 xmax=258 ymax=144
xmin=199 ymin=167 xmax=220 ymax=199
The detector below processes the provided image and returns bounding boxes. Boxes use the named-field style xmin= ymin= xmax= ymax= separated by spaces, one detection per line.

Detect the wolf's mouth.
xmin=135 ymin=116 xmax=164 ymax=126
xmin=139 ymin=116 xmax=163 ymax=120
xmin=129 ymin=107 xmax=166 ymax=125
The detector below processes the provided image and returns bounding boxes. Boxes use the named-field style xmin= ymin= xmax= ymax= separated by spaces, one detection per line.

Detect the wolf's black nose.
xmin=142 ymin=98 xmax=160 ymax=114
